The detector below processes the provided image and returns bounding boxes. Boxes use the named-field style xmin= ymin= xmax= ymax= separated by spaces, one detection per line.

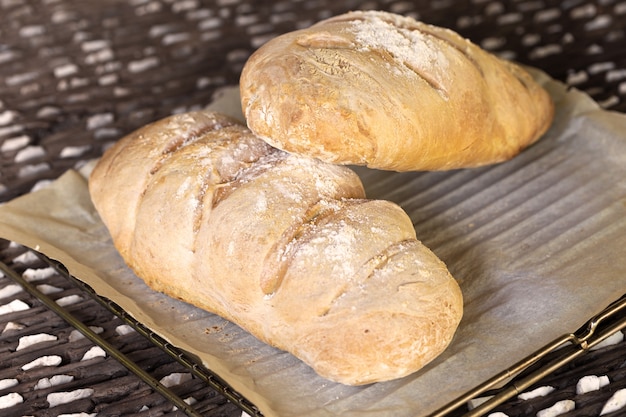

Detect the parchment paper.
xmin=1 ymin=69 xmax=625 ymax=417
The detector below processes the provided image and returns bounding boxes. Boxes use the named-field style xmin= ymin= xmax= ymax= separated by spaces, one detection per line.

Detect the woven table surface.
xmin=1 ymin=1 xmax=625 ymax=416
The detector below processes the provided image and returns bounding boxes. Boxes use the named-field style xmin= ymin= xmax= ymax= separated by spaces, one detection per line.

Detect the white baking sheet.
xmin=0 ymin=69 xmax=625 ymax=417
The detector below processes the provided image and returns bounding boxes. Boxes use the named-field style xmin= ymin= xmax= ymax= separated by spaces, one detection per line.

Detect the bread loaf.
xmin=240 ymin=10 xmax=554 ymax=171
xmin=89 ymin=110 xmax=463 ymax=385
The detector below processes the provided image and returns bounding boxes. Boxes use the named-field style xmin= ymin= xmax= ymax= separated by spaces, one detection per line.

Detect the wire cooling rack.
xmin=0 ymin=240 xmax=248 ymax=417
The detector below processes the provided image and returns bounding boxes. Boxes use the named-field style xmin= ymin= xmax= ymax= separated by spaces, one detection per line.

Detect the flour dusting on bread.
xmin=347 ymin=13 xmax=451 ymax=96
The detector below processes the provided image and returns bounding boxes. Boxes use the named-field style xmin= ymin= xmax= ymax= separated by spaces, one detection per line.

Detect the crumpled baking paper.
xmin=0 ymin=69 xmax=625 ymax=417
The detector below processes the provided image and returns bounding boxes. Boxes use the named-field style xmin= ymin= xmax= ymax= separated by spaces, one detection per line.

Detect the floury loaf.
xmin=240 ymin=10 xmax=554 ymax=171
xmin=88 ymin=110 xmax=463 ymax=385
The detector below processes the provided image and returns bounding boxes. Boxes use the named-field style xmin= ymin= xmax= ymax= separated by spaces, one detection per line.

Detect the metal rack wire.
xmin=0 ymin=241 xmax=247 ymax=417
xmin=437 ymin=294 xmax=626 ymax=416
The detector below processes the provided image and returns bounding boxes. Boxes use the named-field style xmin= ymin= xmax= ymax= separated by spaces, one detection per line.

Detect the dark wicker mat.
xmin=1 ymin=1 xmax=625 ymax=416
xmin=0 ymin=240 xmax=244 ymax=416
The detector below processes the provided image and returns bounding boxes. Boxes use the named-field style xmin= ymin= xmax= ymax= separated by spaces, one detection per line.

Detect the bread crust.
xmin=240 ymin=10 xmax=554 ymax=171
xmin=89 ymin=110 xmax=463 ymax=385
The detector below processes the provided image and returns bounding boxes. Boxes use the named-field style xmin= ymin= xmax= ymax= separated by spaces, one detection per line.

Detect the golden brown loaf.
xmin=240 ymin=10 xmax=554 ymax=171
xmin=89 ymin=110 xmax=463 ymax=385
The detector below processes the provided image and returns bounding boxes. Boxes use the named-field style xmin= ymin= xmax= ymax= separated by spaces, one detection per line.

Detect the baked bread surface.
xmin=89 ymin=110 xmax=463 ymax=385
xmin=240 ymin=10 xmax=554 ymax=171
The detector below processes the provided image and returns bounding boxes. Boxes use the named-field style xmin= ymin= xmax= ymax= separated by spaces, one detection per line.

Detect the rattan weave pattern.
xmin=0 ymin=240 xmax=243 ymax=416
xmin=488 ymin=341 xmax=626 ymax=417
xmin=1 ymin=1 xmax=625 ymax=416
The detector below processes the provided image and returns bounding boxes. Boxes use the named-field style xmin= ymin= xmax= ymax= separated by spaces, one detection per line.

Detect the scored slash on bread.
xmin=89 ymin=110 xmax=463 ymax=385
